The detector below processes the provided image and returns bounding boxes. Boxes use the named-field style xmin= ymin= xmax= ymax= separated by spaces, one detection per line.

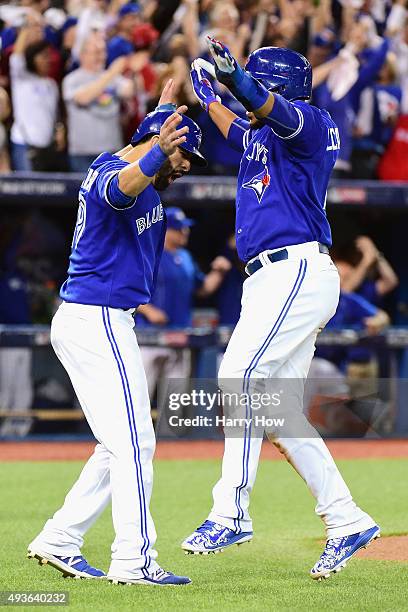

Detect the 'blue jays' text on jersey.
xmin=60 ymin=152 xmax=166 ymax=309
xmin=136 ymin=248 xmax=204 ymax=328
xmin=228 ymin=97 xmax=340 ymax=262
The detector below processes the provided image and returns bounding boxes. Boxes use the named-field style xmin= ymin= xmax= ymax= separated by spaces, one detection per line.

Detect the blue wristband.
xmin=155 ymin=102 xmax=177 ymax=112
xmin=139 ymin=143 xmax=167 ymax=177
xmin=223 ymin=65 xmax=269 ymax=112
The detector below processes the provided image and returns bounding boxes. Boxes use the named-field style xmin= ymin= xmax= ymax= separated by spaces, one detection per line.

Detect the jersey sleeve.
xmin=226 ymin=118 xmax=251 ymax=152
xmin=266 ymin=96 xmax=326 ymax=155
xmin=93 ymin=162 xmax=136 ymax=210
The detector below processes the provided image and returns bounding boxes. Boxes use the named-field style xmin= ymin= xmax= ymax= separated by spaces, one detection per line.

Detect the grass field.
xmin=1 ymin=457 xmax=407 ymax=611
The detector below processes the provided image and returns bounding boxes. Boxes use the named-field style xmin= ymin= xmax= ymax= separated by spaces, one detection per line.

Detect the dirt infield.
xmin=357 ymin=536 xmax=408 ymax=562
xmin=0 ymin=438 xmax=407 ymax=462
xmin=1 ymin=439 xmax=407 ymax=563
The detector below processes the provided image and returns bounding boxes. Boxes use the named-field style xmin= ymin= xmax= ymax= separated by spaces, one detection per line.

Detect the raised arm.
xmin=69 ymin=57 xmax=128 ymax=106
xmin=205 ymin=38 xmax=308 ymax=141
xmin=118 ymin=107 xmax=189 ymax=198
xmin=190 ymin=59 xmax=249 ymax=150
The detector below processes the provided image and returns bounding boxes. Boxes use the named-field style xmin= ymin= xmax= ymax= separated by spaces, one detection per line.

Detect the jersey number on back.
xmin=326 ymin=127 xmax=340 ymax=151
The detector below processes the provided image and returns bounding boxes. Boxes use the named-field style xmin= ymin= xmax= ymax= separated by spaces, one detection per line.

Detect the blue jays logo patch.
xmin=243 ymin=167 xmax=271 ymax=203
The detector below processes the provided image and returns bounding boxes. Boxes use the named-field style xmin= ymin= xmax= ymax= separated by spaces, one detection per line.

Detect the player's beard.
xmin=153 ymin=159 xmax=181 ymax=191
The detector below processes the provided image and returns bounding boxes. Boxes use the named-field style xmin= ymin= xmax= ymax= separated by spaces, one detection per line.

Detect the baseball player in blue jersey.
xmin=27 ymin=81 xmax=206 ymax=586
xmin=182 ymin=40 xmax=380 ymax=580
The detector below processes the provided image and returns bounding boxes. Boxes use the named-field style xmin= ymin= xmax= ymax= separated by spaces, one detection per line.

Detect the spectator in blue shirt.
xmin=137 ymin=207 xmax=227 ymax=328
xmin=107 ymin=3 xmax=140 ymax=66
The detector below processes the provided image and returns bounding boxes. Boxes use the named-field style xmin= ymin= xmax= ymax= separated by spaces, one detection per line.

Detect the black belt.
xmin=245 ymin=243 xmax=330 ymax=277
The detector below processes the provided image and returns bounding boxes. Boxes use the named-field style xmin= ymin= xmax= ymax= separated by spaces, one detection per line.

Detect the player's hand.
xmin=158 ymin=106 xmax=189 ymax=156
xmin=190 ymin=59 xmax=221 ymax=112
xmin=206 ymin=36 xmax=239 ymax=85
xmin=157 ymin=78 xmax=176 ymax=108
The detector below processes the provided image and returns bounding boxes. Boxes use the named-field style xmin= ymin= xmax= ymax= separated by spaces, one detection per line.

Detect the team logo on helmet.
xmin=243 ymin=167 xmax=271 ymax=204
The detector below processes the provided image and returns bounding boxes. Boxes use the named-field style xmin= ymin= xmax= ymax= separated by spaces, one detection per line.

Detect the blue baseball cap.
xmin=166 ymin=207 xmax=194 ymax=230
xmin=118 ymin=3 xmax=140 ymax=18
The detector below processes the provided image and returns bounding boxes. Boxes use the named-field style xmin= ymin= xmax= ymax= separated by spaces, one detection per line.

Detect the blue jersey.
xmin=136 ymin=248 xmax=204 ymax=328
xmin=228 ymin=98 xmax=340 ymax=262
xmin=60 ymin=152 xmax=166 ymax=309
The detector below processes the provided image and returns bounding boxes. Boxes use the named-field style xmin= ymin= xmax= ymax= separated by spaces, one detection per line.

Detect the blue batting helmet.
xmin=245 ymin=47 xmax=312 ymax=102
xmin=131 ymin=109 xmax=207 ymax=167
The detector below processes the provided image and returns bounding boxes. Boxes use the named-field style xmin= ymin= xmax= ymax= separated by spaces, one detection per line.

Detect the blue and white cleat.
xmin=310 ymin=525 xmax=381 ymax=580
xmin=181 ymin=520 xmax=253 ymax=554
xmin=108 ymin=567 xmax=191 ymax=586
xmin=27 ymin=548 xmax=105 ymax=579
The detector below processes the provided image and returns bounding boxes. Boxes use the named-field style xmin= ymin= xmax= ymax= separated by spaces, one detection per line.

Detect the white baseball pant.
xmin=208 ymin=241 xmax=376 ymax=539
xmin=29 ymin=302 xmax=159 ymax=579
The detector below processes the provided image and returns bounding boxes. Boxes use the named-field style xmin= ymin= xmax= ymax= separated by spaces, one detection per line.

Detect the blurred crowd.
xmin=0 ymin=0 xmax=407 ymax=178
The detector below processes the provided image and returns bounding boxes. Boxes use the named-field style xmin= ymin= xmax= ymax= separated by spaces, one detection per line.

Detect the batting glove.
xmin=190 ymin=59 xmax=220 ymax=112
xmin=206 ymin=36 xmax=269 ymax=112
xmin=206 ymin=36 xmax=242 ymax=87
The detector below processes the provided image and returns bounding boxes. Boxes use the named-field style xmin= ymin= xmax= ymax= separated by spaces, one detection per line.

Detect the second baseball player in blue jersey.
xmin=27 ymin=81 xmax=207 ymax=587
xmin=183 ymin=40 xmax=380 ymax=580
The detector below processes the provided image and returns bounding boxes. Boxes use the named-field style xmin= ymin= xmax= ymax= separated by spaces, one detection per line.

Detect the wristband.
xmin=155 ymin=102 xmax=177 ymax=112
xmin=226 ymin=68 xmax=270 ymax=112
xmin=139 ymin=143 xmax=167 ymax=177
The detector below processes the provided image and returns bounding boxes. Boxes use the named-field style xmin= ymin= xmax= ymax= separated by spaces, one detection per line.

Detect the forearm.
xmin=341 ymin=261 xmax=371 ymax=293
xmin=311 ymin=0 xmax=332 ymax=34
xmin=376 ymin=257 xmax=399 ymax=295
xmin=118 ymin=165 xmax=152 ymax=197
xmin=118 ymin=143 xmax=167 ymax=197
xmin=182 ymin=2 xmax=199 ymax=58
xmin=208 ymin=102 xmax=240 ymax=138
xmin=73 ymin=67 xmax=120 ymax=106
xmin=312 ymin=57 xmax=340 ymax=89
xmin=354 ymin=39 xmax=389 ymax=94
xmin=386 ymin=2 xmax=407 ymax=36
xmin=197 ymin=270 xmax=225 ymax=297
xmin=229 ymin=31 xmax=249 ymax=64
xmin=13 ymin=28 xmax=29 ymax=55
